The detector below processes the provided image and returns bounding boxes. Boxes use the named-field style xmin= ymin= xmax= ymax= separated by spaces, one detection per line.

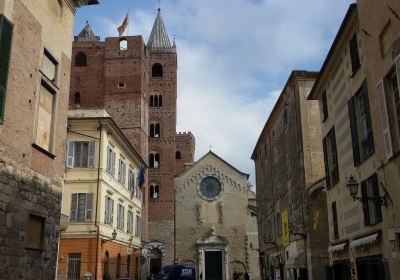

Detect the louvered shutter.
xmin=70 ymin=194 xmax=77 ymax=221
xmin=378 ymin=80 xmax=393 ymax=159
xmin=111 ymin=151 xmax=116 ymax=175
xmin=105 ymin=197 xmax=109 ymax=224
xmin=362 ymin=82 xmax=375 ymax=155
xmin=88 ymin=141 xmax=96 ymax=167
xmin=0 ymin=15 xmax=13 ymax=122
xmin=110 ymin=199 xmax=114 ymax=224
xmin=86 ymin=193 xmax=93 ymax=221
xmin=348 ymin=97 xmax=361 ymax=165
xmin=330 ymin=128 xmax=339 ymax=184
xmin=372 ymin=174 xmax=382 ymax=222
xmin=361 ymin=181 xmax=370 ymax=226
xmin=323 ymin=137 xmax=331 ymax=188
xmin=67 ymin=141 xmax=75 ymax=167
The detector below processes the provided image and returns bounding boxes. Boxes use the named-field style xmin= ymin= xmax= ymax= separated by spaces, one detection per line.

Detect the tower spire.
xmin=147 ymin=7 xmax=176 ymax=53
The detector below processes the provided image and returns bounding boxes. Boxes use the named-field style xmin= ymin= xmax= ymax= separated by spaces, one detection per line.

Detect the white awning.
xmin=328 ymin=242 xmax=347 ymax=253
xmin=350 ymin=233 xmax=379 ymax=249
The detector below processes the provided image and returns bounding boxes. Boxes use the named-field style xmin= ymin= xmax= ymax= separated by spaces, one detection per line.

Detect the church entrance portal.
xmin=205 ymin=251 xmax=223 ymax=280
xmin=149 ymin=248 xmax=162 ymax=276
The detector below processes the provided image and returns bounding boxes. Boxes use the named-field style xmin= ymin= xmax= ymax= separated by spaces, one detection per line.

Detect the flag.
xmin=117 ymin=13 xmax=128 ymax=36
xmin=138 ymin=165 xmax=145 ymax=190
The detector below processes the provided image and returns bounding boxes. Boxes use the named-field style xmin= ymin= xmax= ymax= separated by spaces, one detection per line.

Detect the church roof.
xmin=175 ymin=150 xmax=250 ymax=179
xmin=75 ymin=23 xmax=100 ymax=42
xmin=147 ymin=9 xmax=176 ymax=53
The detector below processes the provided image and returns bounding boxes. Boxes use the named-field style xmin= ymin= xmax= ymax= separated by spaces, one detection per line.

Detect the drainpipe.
xmin=95 ymin=122 xmax=103 ymax=280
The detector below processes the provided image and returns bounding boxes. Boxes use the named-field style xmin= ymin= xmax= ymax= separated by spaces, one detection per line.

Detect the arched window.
xmin=127 ymin=255 xmax=131 ymax=277
xmin=116 ymin=253 xmax=121 ymax=279
xmin=152 ymin=63 xmax=163 ymax=77
xmin=149 ymin=95 xmax=163 ymax=107
xmin=75 ymin=52 xmax=87 ymax=67
xmin=150 ymin=123 xmax=160 ymax=138
xmin=149 ymin=183 xmax=160 ymax=199
xmin=175 ymin=151 xmax=181 ymax=160
xmin=120 ymin=38 xmax=128 ymax=50
xmin=103 ymin=251 xmax=110 ymax=278
xmin=149 ymin=152 xmax=160 ymax=168
xmin=74 ymin=92 xmax=81 ymax=106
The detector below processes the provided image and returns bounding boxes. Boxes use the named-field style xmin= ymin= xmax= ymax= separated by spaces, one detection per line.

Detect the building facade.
xmin=0 ymin=0 xmax=97 ymax=279
xmin=174 ymin=151 xmax=260 ymax=280
xmin=309 ymin=2 xmax=400 ymax=279
xmin=57 ymin=108 xmax=145 ymax=280
xmin=252 ymin=71 xmax=329 ymax=280
xmin=69 ymin=9 xmax=195 ymax=272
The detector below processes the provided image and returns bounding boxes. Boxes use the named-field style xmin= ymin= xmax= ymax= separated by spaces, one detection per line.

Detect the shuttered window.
xmin=135 ymin=214 xmax=141 ymax=237
xmin=349 ymin=33 xmax=360 ymax=74
xmin=127 ymin=210 xmax=133 ymax=234
xmin=117 ymin=204 xmax=125 ymax=230
xmin=104 ymin=196 xmax=114 ymax=225
xmin=348 ymin=81 xmax=374 ymax=165
xmin=0 ymin=14 xmax=13 ymax=123
xmin=361 ymin=174 xmax=382 ymax=226
xmin=377 ymin=80 xmax=393 ymax=159
xmin=118 ymin=159 xmax=126 ymax=185
xmin=128 ymin=169 xmax=135 ymax=193
xmin=322 ymin=90 xmax=328 ymax=121
xmin=70 ymin=193 xmax=93 ymax=222
xmin=323 ymin=127 xmax=339 ymax=188
xmin=106 ymin=146 xmax=116 ymax=175
xmin=66 ymin=141 xmax=96 ymax=168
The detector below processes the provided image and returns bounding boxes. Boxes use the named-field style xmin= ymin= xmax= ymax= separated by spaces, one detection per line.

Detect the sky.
xmin=74 ymin=0 xmax=354 ymax=187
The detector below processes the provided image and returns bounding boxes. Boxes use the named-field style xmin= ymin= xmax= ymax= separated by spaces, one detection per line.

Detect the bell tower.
xmin=146 ymin=8 xmax=178 ymax=265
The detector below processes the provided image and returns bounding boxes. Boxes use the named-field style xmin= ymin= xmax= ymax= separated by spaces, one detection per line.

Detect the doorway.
xmin=149 ymin=248 xmax=162 ymax=276
xmin=205 ymin=251 xmax=223 ymax=280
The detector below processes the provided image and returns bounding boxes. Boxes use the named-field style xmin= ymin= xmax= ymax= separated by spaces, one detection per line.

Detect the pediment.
xmin=196 ymin=229 xmax=229 ymax=246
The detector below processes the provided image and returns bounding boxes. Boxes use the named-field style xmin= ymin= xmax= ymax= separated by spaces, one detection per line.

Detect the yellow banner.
xmin=281 ymin=209 xmax=290 ymax=247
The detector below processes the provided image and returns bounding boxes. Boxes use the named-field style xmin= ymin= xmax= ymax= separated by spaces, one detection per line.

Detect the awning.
xmin=350 ymin=233 xmax=379 ymax=249
xmin=328 ymin=242 xmax=347 ymax=253
xmin=286 ymin=252 xmax=306 ymax=269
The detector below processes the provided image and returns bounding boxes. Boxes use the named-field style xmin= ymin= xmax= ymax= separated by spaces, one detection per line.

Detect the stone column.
xmin=198 ymin=249 xmax=204 ymax=280
xmin=224 ymin=248 xmax=229 ymax=280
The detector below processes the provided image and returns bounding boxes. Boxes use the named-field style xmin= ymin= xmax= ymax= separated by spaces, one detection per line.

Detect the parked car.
xmin=158 ymin=264 xmax=196 ymax=280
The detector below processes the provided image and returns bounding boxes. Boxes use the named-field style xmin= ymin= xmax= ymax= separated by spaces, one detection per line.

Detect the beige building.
xmin=173 ymin=151 xmax=260 ymax=280
xmin=309 ymin=2 xmax=400 ymax=279
xmin=252 ymin=71 xmax=329 ymax=280
xmin=0 ymin=1 xmax=97 ymax=279
xmin=57 ymin=108 xmax=146 ymax=280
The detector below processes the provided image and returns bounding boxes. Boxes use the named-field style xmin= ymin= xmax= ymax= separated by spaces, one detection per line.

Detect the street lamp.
xmin=346 ymin=176 xmax=388 ymax=207
xmin=101 ymin=229 xmax=117 ymax=245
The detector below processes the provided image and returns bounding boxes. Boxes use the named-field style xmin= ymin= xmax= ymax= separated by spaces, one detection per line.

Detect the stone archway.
xmin=144 ymin=241 xmax=166 ymax=277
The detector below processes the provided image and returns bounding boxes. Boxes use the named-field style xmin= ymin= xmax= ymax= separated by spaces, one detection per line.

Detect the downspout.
xmin=95 ymin=122 xmax=103 ymax=280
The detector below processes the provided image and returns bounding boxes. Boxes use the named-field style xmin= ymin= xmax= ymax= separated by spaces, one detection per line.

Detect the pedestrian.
xmin=233 ymin=271 xmax=238 ymax=280
xmin=244 ymin=271 xmax=250 ymax=280
xmin=200 ymin=271 xmax=203 ymax=280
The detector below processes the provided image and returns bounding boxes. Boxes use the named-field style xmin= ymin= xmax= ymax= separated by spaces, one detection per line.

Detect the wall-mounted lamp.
xmin=101 ymin=229 xmax=117 ymax=245
xmin=346 ymin=176 xmax=388 ymax=207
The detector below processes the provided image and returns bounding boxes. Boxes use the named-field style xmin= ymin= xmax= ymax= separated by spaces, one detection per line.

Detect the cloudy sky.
xmin=75 ymin=0 xmax=354 ymax=187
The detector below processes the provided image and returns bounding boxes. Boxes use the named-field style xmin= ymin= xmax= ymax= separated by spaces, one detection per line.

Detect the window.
xmin=276 ymin=212 xmax=282 ymax=236
xmin=35 ymin=49 xmax=59 ymax=152
xmin=117 ymin=82 xmax=125 ymax=89
xmin=149 ymin=94 xmax=162 ymax=107
xmin=0 ymin=14 xmax=13 ymax=123
xmin=117 ymin=204 xmax=125 ymax=230
xmin=67 ymin=253 xmax=81 ymax=280
xmin=149 ymin=152 xmax=160 ymax=168
xmin=74 ymin=92 xmax=80 ymax=106
xmin=26 ymin=214 xmax=45 ymax=250
xmin=75 ymin=51 xmax=87 ymax=67
xmin=150 ymin=123 xmax=160 ymax=138
xmin=120 ymin=38 xmax=127 ymax=50
xmin=70 ymin=193 xmax=93 ymax=222
xmin=135 ymin=214 xmax=141 ymax=237
xmin=103 ymin=251 xmax=110 ymax=277
xmin=127 ymin=255 xmax=131 ymax=277
xmin=332 ymin=201 xmax=339 ymax=239
xmin=361 ymin=174 xmax=382 ymax=226
xmin=127 ymin=210 xmax=134 ymax=234
xmin=106 ymin=146 xmax=116 ymax=175
xmin=35 ymin=83 xmax=56 ymax=151
xmin=152 ymin=63 xmax=163 ymax=77
xmin=349 ymin=33 xmax=361 ymax=74
xmin=118 ymin=159 xmax=127 ymax=186
xmin=67 ymin=141 xmax=96 ymax=168
xmin=128 ymin=169 xmax=135 ymax=193
xmin=323 ymin=127 xmax=339 ymax=188
xmin=322 ymin=90 xmax=328 ymax=121
xmin=150 ymin=183 xmax=159 ymax=199
xmin=175 ymin=151 xmax=181 ymax=160
xmin=348 ymin=82 xmax=374 ymax=166
xmin=104 ymin=196 xmax=114 ymax=225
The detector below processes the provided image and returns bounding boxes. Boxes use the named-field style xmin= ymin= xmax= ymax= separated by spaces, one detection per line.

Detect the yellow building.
xmin=58 ymin=108 xmax=146 ymax=280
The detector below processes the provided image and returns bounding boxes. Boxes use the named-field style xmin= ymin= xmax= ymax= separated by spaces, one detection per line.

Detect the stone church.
xmin=174 ymin=151 xmax=260 ymax=280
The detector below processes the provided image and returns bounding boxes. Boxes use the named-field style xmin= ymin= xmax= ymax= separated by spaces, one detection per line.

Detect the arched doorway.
xmin=149 ymin=248 xmax=162 ymax=276
xmin=103 ymin=251 xmax=110 ymax=280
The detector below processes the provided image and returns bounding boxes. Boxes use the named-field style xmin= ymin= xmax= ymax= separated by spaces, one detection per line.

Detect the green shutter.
xmin=361 ymin=181 xmax=370 ymax=226
xmin=0 ymin=14 xmax=14 ymax=122
xmin=372 ymin=174 xmax=382 ymax=223
xmin=348 ymin=97 xmax=361 ymax=166
xmin=322 ymin=137 xmax=331 ymax=188
xmin=362 ymin=82 xmax=375 ymax=157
